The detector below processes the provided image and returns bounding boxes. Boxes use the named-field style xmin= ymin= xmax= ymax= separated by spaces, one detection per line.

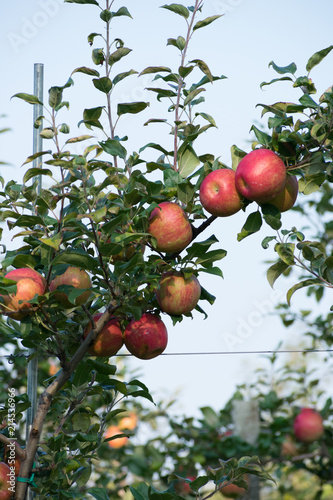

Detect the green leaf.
xmin=260 ymin=76 xmax=293 ymax=89
xmin=287 ymin=279 xmax=324 ymax=305
xmin=139 ymin=66 xmax=171 ymax=76
xmin=262 ymin=236 xmax=276 ymax=249
xmin=100 ymin=138 xmax=127 ymax=159
xmin=109 ymin=47 xmax=132 ymax=66
xmin=72 ymin=66 xmax=100 ymax=77
xmin=178 ymin=144 xmax=200 ymax=178
xmin=110 ymin=6 xmax=132 ymax=19
xmin=48 ymin=87 xmax=63 ymax=109
xmin=12 ymin=93 xmax=42 ymax=105
xmin=92 ymin=77 xmax=112 ymax=93
xmin=230 ymin=145 xmax=246 ymax=170
xmin=306 ymin=45 xmax=333 ymax=72
xmin=23 ymin=167 xmax=52 ymax=183
xmin=66 ymin=135 xmax=94 ymax=144
xmin=237 ymin=212 xmax=262 ymax=242
xmin=52 ymin=251 xmax=98 ymax=271
xmin=167 ymin=37 xmax=186 ymax=51
xmin=113 ymin=69 xmax=138 ymax=85
xmin=261 ymin=204 xmax=282 ymax=230
xmin=250 ymin=125 xmax=271 ymax=147
xmin=299 ymin=94 xmax=318 ymax=108
xmin=274 ymin=243 xmax=295 ymax=265
xmin=183 ymin=87 xmax=205 ymax=106
xmin=189 ymin=59 xmax=213 ymax=82
xmin=195 ymin=112 xmax=217 ymax=127
xmin=161 ymin=3 xmax=189 ymax=18
xmin=129 ymin=483 xmax=150 ymax=500
xmin=13 ymin=215 xmax=45 ymax=228
xmin=86 ymin=487 xmax=111 ymax=500
xmin=65 ymin=0 xmax=99 ymax=5
xmin=201 ymin=406 xmax=219 ymax=427
xmin=117 ymin=101 xmax=149 ymax=116
xmin=39 ymin=234 xmax=63 ymax=250
xmin=193 ymin=15 xmax=222 ymax=31
xmin=268 ymin=61 xmax=297 ymax=75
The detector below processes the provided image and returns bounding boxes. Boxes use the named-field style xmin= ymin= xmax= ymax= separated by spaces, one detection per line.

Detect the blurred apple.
xmin=235 ymin=149 xmax=286 ymax=203
xmin=83 ymin=313 xmax=123 ymax=357
xmin=156 ymin=270 xmax=201 ymax=316
xmin=124 ymin=313 xmax=168 ymax=360
xmin=281 ymin=435 xmax=298 ymax=457
xmin=104 ymin=425 xmax=128 ymax=449
xmin=199 ymin=169 xmax=243 ymax=216
xmin=293 ymin=408 xmax=324 ymax=443
xmin=148 ymin=202 xmax=192 ymax=253
xmin=49 ymin=266 xmax=91 ymax=308
xmin=0 ymin=461 xmax=13 ymax=500
xmin=265 ymin=174 xmax=298 ymax=212
xmin=119 ymin=412 xmax=138 ymax=431
xmin=0 ymin=268 xmax=46 ymax=320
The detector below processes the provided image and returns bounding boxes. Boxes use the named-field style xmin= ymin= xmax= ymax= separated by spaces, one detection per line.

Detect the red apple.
xmin=220 ymin=482 xmax=247 ymax=498
xmin=235 ymin=149 xmax=286 ymax=203
xmin=156 ymin=271 xmax=201 ymax=316
xmin=199 ymin=169 xmax=243 ymax=217
xmin=83 ymin=313 xmax=123 ymax=357
xmin=293 ymin=408 xmax=324 ymax=443
xmin=265 ymin=174 xmax=298 ymax=212
xmin=0 ymin=461 xmax=13 ymax=500
xmin=148 ymin=202 xmax=192 ymax=253
xmin=123 ymin=313 xmax=168 ymax=360
xmin=49 ymin=266 xmax=91 ymax=308
xmin=104 ymin=425 xmax=128 ymax=449
xmin=0 ymin=268 xmax=46 ymax=320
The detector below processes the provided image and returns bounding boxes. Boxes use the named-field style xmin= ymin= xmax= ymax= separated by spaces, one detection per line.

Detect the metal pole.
xmin=25 ymin=62 xmax=44 ymax=500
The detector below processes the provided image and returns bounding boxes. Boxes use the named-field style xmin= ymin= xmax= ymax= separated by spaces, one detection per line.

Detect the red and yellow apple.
xmin=293 ymin=408 xmax=324 ymax=443
xmin=156 ymin=271 xmax=201 ymax=316
xmin=235 ymin=149 xmax=286 ymax=203
xmin=49 ymin=266 xmax=91 ymax=308
xmin=0 ymin=461 xmax=13 ymax=500
xmin=0 ymin=268 xmax=46 ymax=320
xmin=148 ymin=202 xmax=192 ymax=253
xmin=119 ymin=413 xmax=138 ymax=431
xmin=104 ymin=425 xmax=128 ymax=449
xmin=123 ymin=313 xmax=168 ymax=360
xmin=199 ymin=169 xmax=243 ymax=217
xmin=83 ymin=313 xmax=123 ymax=357
xmin=265 ymin=174 xmax=298 ymax=212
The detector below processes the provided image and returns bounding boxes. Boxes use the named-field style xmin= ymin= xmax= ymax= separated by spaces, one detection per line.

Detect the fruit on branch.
xmin=148 ymin=202 xmax=192 ymax=253
xmin=281 ymin=435 xmax=298 ymax=457
xmin=199 ymin=168 xmax=243 ymax=216
xmin=83 ymin=313 xmax=123 ymax=357
xmin=0 ymin=461 xmax=13 ymax=500
xmin=119 ymin=412 xmax=138 ymax=431
xmin=156 ymin=270 xmax=201 ymax=316
xmin=293 ymin=408 xmax=324 ymax=443
xmin=4 ymin=442 xmax=21 ymax=476
xmin=235 ymin=149 xmax=286 ymax=203
xmin=104 ymin=425 xmax=128 ymax=449
xmin=123 ymin=313 xmax=168 ymax=360
xmin=0 ymin=268 xmax=46 ymax=320
xmin=49 ymin=266 xmax=92 ymax=308
xmin=264 ymin=174 xmax=298 ymax=212
xmin=220 ymin=478 xmax=248 ymax=498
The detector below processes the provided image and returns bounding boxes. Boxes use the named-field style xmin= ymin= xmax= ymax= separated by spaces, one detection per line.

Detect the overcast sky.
xmin=1 ymin=0 xmax=333 ymax=417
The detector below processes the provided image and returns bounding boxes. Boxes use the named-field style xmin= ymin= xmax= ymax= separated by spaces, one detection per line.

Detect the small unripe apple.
xmin=199 ymin=169 xmax=243 ymax=216
xmin=293 ymin=408 xmax=324 ymax=443
xmin=49 ymin=266 xmax=91 ymax=308
xmin=0 ymin=268 xmax=46 ymax=320
xmin=235 ymin=149 xmax=286 ymax=203
xmin=123 ymin=313 xmax=168 ymax=360
xmin=156 ymin=271 xmax=201 ymax=316
xmin=83 ymin=313 xmax=123 ymax=357
xmin=104 ymin=425 xmax=128 ymax=449
xmin=265 ymin=174 xmax=298 ymax=212
xmin=148 ymin=202 xmax=192 ymax=253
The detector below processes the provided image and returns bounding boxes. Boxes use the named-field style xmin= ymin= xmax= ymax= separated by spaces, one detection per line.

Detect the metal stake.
xmin=25 ymin=62 xmax=44 ymax=500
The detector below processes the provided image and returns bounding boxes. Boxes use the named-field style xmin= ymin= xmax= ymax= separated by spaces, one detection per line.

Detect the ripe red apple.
xmin=220 ymin=482 xmax=247 ymax=498
xmin=148 ymin=202 xmax=192 ymax=253
xmin=83 ymin=313 xmax=123 ymax=357
xmin=235 ymin=149 xmax=286 ymax=203
xmin=0 ymin=461 xmax=13 ymax=500
xmin=49 ymin=266 xmax=91 ymax=308
xmin=123 ymin=313 xmax=168 ymax=360
xmin=199 ymin=169 xmax=243 ymax=217
xmin=293 ymin=408 xmax=324 ymax=443
xmin=265 ymin=174 xmax=298 ymax=212
xmin=156 ymin=271 xmax=201 ymax=316
xmin=0 ymin=268 xmax=46 ymax=320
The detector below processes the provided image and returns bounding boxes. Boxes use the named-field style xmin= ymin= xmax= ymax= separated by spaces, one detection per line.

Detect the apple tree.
xmin=0 ymin=1 xmax=276 ymax=499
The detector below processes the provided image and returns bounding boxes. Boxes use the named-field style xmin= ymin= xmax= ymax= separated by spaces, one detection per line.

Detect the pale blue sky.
xmin=0 ymin=0 xmax=333 ymax=416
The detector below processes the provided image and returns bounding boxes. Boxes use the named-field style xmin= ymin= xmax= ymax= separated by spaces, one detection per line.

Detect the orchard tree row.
xmin=0 ymin=0 xmax=332 ymax=499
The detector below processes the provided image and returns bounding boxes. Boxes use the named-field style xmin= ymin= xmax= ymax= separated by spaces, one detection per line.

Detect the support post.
xmin=25 ymin=62 xmax=44 ymax=500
